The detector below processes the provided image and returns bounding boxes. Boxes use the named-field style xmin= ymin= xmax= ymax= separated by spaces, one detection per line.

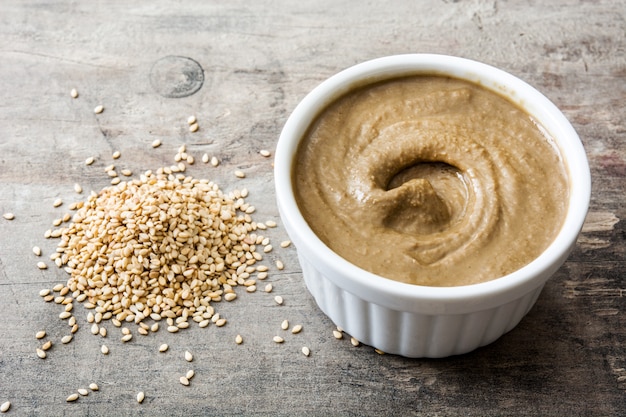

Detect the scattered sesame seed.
xmin=159 ymin=344 xmax=169 ymax=353
xmin=36 ymin=330 xmax=46 ymax=339
xmin=375 ymin=349 xmax=385 ymax=355
xmin=89 ymin=383 xmax=99 ymax=391
xmin=333 ymin=330 xmax=343 ymax=339
xmin=112 ymin=151 xmax=121 ymax=159
xmin=137 ymin=391 xmax=145 ymax=403
xmin=187 ymin=115 xmax=197 ymax=125
xmin=70 ymin=88 xmax=78 ymax=99
xmin=101 ymin=345 xmax=109 ymax=355
xmin=302 ymin=346 xmax=311 ymax=357
xmin=186 ymin=370 xmax=195 ymax=380
xmin=151 ymin=139 xmax=161 ymax=148
xmin=202 ymin=153 xmax=209 ymax=163
xmin=224 ymin=292 xmax=237 ymax=302
xmin=189 ymin=123 xmax=199 ymax=132
xmin=94 ymin=105 xmax=104 ymax=114
xmin=42 ymin=340 xmax=52 ymax=351
xmin=1 ymin=401 xmax=11 ymax=413
xmin=77 ymin=388 xmax=89 ymax=396
xmin=3 ymin=213 xmax=14 ymax=220
xmin=66 ymin=393 xmax=79 ymax=402
xmin=179 ymin=376 xmax=190 ymax=386
xmin=184 ymin=351 xmax=193 ymax=362
xmin=276 ymin=260 xmax=284 ymax=270
xmin=215 ymin=318 xmax=227 ymax=327
xmin=36 ymin=348 xmax=46 ymax=359
xmin=350 ymin=337 xmax=360 ymax=347
xmin=37 ymin=262 xmax=47 ymax=270
xmin=280 ymin=240 xmax=291 ymax=248
xmin=39 ymin=288 xmax=50 ymax=296
xmin=235 ymin=334 xmax=243 ymax=345
xmin=264 ymin=283 xmax=272 ymax=293
xmin=53 ymin=198 xmax=63 ymax=207
xmin=121 ymin=334 xmax=133 ymax=343
xmin=210 ymin=156 xmax=219 ymax=166
xmin=265 ymin=220 xmax=277 ymax=228
xmin=281 ymin=320 xmax=289 ymax=330
xmin=167 ymin=325 xmax=179 ymax=333
xmin=234 ymin=170 xmax=245 ymax=178
xmin=274 ymin=295 xmax=283 ymax=305
xmin=73 ymin=183 xmax=83 ymax=194
xmin=291 ymin=325 xmax=303 ymax=334
xmin=259 ymin=149 xmax=271 ymax=157
xmin=61 ymin=335 xmax=73 ymax=344
xmin=273 ymin=336 xmax=284 ymax=344
xmin=85 ymin=156 xmax=95 ymax=165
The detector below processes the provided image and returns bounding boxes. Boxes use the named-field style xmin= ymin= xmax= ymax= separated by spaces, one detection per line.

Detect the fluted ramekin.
xmin=274 ymin=54 xmax=590 ymax=358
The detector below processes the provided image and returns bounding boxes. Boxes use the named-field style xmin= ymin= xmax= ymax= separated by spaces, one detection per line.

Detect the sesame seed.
xmin=42 ymin=340 xmax=53 ymax=351
xmin=281 ymin=320 xmax=289 ymax=330
xmin=265 ymin=220 xmax=277 ymax=228
xmin=2 ymin=213 xmax=14 ymax=220
xmin=66 ymin=393 xmax=79 ymax=402
xmin=121 ymin=334 xmax=133 ymax=343
xmin=85 ymin=157 xmax=95 ymax=165
xmin=274 ymin=295 xmax=283 ymax=305
xmin=151 ymin=139 xmax=161 ymax=148
xmin=73 ymin=183 xmax=83 ymax=194
xmin=291 ymin=325 xmax=303 ymax=334
xmin=224 ymin=292 xmax=237 ymax=302
xmin=202 ymin=153 xmax=209 ymax=163
xmin=375 ymin=349 xmax=385 ymax=355
xmin=1 ymin=401 xmax=11 ymax=413
xmin=302 ymin=346 xmax=311 ymax=357
xmin=90 ymin=324 xmax=99 ymax=335
xmin=273 ymin=336 xmax=284 ymax=344
xmin=36 ymin=330 xmax=46 ymax=339
xmin=234 ymin=170 xmax=245 ymax=178
xmin=259 ymin=149 xmax=271 ymax=157
xmin=112 ymin=151 xmax=121 ymax=159
xmin=235 ymin=334 xmax=243 ymax=344
xmin=186 ymin=370 xmax=195 ymax=380
xmin=333 ymin=330 xmax=343 ymax=339
xmin=167 ymin=325 xmax=179 ymax=333
xmin=215 ymin=318 xmax=227 ymax=327
xmin=94 ymin=105 xmax=104 ymax=114
xmin=101 ymin=345 xmax=109 ymax=355
xmin=53 ymin=198 xmax=63 ymax=207
xmin=59 ymin=312 xmax=72 ymax=320
xmin=159 ymin=344 xmax=169 ymax=353
xmin=121 ymin=169 xmax=132 ymax=176
xmin=276 ymin=260 xmax=284 ymax=270
xmin=264 ymin=283 xmax=272 ymax=293
xmin=189 ymin=123 xmax=199 ymax=132
xmin=137 ymin=391 xmax=145 ymax=403
xmin=350 ymin=337 xmax=360 ymax=347
xmin=61 ymin=335 xmax=73 ymax=344
xmin=70 ymin=88 xmax=78 ymax=98
xmin=89 ymin=383 xmax=99 ymax=391
xmin=184 ymin=351 xmax=193 ymax=362
xmin=179 ymin=376 xmax=190 ymax=386
xmin=38 ymin=288 xmax=50 ymax=296
xmin=36 ymin=348 xmax=46 ymax=359
xmin=187 ymin=115 xmax=197 ymax=125
xmin=210 ymin=156 xmax=219 ymax=166
xmin=280 ymin=240 xmax=291 ymax=248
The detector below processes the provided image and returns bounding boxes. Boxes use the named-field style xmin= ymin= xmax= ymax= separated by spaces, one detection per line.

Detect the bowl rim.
xmin=275 ymin=53 xmax=591 ymax=314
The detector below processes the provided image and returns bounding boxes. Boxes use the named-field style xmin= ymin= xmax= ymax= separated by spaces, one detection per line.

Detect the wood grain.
xmin=0 ymin=1 xmax=624 ymax=415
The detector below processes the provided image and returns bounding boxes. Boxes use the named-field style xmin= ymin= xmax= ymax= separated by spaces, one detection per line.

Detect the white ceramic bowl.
xmin=274 ymin=54 xmax=591 ymax=358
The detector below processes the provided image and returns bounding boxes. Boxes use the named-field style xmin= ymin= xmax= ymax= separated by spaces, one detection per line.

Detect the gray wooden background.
xmin=0 ymin=1 xmax=624 ymax=416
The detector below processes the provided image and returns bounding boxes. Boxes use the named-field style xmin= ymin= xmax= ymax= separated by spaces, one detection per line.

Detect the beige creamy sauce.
xmin=293 ymin=76 xmax=569 ymax=286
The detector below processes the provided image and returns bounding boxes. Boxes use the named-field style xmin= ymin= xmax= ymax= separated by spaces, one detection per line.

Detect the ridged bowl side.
xmin=299 ymin=252 xmax=544 ymax=358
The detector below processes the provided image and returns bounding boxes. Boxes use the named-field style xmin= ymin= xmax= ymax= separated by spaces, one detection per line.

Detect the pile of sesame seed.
xmin=51 ymin=161 xmax=272 ymax=332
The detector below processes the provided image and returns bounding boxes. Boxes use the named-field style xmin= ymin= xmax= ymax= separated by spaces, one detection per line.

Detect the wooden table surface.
xmin=0 ymin=1 xmax=624 ymax=416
